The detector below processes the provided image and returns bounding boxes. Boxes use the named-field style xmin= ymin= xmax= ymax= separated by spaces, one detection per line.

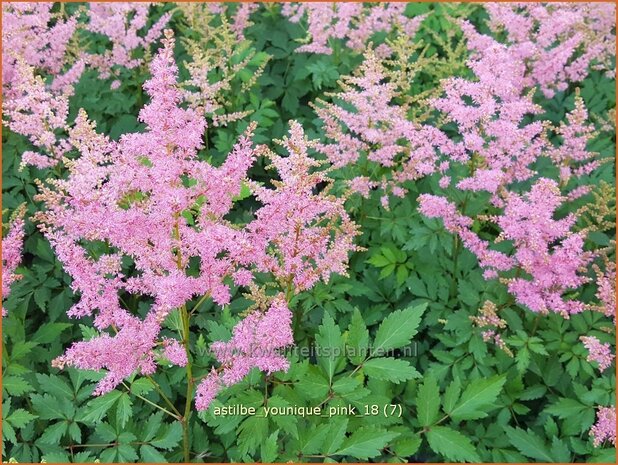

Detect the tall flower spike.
xmin=2 ymin=2 xmax=79 ymax=94
xmin=243 ymin=122 xmax=362 ymax=292
xmin=313 ymin=50 xmax=461 ymax=203
xmin=3 ymin=57 xmax=71 ymax=169
xmin=282 ymin=3 xmax=425 ymax=57
xmin=485 ymin=3 xmax=616 ymax=97
xmin=86 ymin=3 xmax=171 ymax=81
xmin=2 ymin=205 xmax=26 ymax=317
xmin=37 ymin=29 xmax=259 ymax=395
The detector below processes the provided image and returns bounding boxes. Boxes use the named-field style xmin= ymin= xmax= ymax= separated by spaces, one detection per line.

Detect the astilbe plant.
xmin=485 ymin=2 xmax=616 ymax=97
xmin=85 ymin=2 xmax=171 ymax=87
xmin=2 ymin=58 xmax=72 ymax=169
xmin=313 ymin=50 xmax=460 ymax=208
xmin=282 ymin=2 xmax=425 ymax=57
xmin=1 ymin=205 xmax=26 ymax=317
xmin=417 ymin=24 xmax=612 ymax=320
xmin=177 ymin=3 xmax=269 ymax=127
xmin=34 ymin=29 xmax=359 ymax=462
xmin=1 ymin=2 xmax=81 ymax=95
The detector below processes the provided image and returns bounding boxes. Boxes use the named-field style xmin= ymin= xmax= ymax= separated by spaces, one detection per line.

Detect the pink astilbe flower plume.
xmin=2 ymin=205 xmax=27 ymax=317
xmin=283 ymin=3 xmax=425 ymax=57
xmin=2 ymin=2 xmax=79 ymax=94
xmin=313 ymin=50 xmax=460 ymax=203
xmin=418 ymin=22 xmax=609 ymax=320
xmin=485 ymin=2 xmax=616 ymax=97
xmin=243 ymin=122 xmax=362 ymax=292
xmin=36 ymin=30 xmax=259 ymax=395
xmin=195 ymin=294 xmax=293 ymax=411
xmin=590 ymin=407 xmax=617 ymax=447
xmin=580 ymin=336 xmax=615 ymax=372
xmin=3 ymin=58 xmax=72 ymax=169
xmin=86 ymin=3 xmax=171 ymax=81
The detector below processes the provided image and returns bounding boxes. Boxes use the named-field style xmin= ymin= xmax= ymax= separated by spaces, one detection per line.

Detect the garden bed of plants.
xmin=1 ymin=2 xmax=616 ymax=463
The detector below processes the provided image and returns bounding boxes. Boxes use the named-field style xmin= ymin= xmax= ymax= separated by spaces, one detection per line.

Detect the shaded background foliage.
xmin=2 ymin=2 xmax=616 ymax=463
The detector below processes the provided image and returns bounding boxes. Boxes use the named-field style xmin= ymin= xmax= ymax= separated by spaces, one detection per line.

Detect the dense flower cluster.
xmin=35 ymin=30 xmax=358 ymax=403
xmin=590 ymin=407 xmax=617 ymax=447
xmin=415 ymin=21 xmax=609 ymax=318
xmin=282 ymin=2 xmax=425 ymax=56
xmin=242 ymin=122 xmax=361 ymax=292
xmin=1 ymin=2 xmax=79 ymax=95
xmin=2 ymin=206 xmax=26 ymax=317
xmin=195 ymin=294 xmax=293 ymax=411
xmin=86 ymin=3 xmax=171 ymax=82
xmin=313 ymin=50 xmax=459 ymax=206
xmin=580 ymin=336 xmax=615 ymax=372
xmin=3 ymin=58 xmax=71 ymax=169
xmin=486 ymin=3 xmax=616 ymax=97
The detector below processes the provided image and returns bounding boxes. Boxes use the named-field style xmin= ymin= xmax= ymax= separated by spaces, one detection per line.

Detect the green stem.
xmin=145 ymin=375 xmax=182 ymax=418
xmin=121 ymin=382 xmax=179 ymax=420
xmin=180 ymin=304 xmax=193 ymax=463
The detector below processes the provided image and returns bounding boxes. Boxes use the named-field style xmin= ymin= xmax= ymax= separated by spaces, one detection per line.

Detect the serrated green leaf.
xmin=31 ymin=394 xmax=66 ymax=420
xmin=363 ymin=357 xmax=420 ymax=383
xmin=39 ymin=421 xmax=69 ymax=444
xmin=545 ymin=397 xmax=590 ymax=419
xmin=151 ymin=421 xmax=182 ymax=450
xmin=417 ymin=376 xmax=440 ymax=427
xmin=32 ymin=323 xmax=72 ymax=344
xmin=315 ymin=313 xmax=344 ymax=383
xmin=347 ymin=308 xmax=369 ymax=365
xmin=373 ymin=303 xmax=426 ymax=354
xmin=130 ymin=377 xmax=155 ymax=396
xmin=7 ymin=408 xmax=38 ymax=428
xmin=82 ymin=391 xmax=123 ymax=424
xmin=322 ymin=418 xmax=348 ymax=455
xmin=504 ymin=426 xmax=553 ymax=462
xmin=426 ymin=426 xmax=480 ymax=462
xmin=2 ymin=375 xmax=34 ymax=396
xmin=140 ymin=444 xmax=168 ymax=463
xmin=448 ymin=375 xmax=505 ymax=421
xmin=334 ymin=426 xmax=399 ymax=459
xmin=261 ymin=430 xmax=279 ymax=463
xmin=116 ymin=393 xmax=133 ymax=428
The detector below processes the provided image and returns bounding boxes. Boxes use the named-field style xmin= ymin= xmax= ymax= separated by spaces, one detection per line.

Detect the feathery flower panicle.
xmin=195 ymin=295 xmax=293 ymax=411
xmin=592 ymin=257 xmax=616 ymax=320
xmin=283 ymin=3 xmax=425 ymax=56
xmin=314 ymin=50 xmax=460 ymax=203
xmin=2 ymin=205 xmax=27 ymax=317
xmin=86 ymin=3 xmax=171 ymax=80
xmin=180 ymin=12 xmax=268 ymax=126
xmin=580 ymin=336 xmax=615 ymax=372
xmin=2 ymin=2 xmax=79 ymax=94
xmin=590 ymin=407 xmax=616 ymax=447
xmin=243 ymin=122 xmax=362 ymax=292
xmin=36 ymin=30 xmax=259 ymax=395
xmin=433 ymin=22 xmax=546 ymax=200
xmin=421 ymin=179 xmax=594 ymax=317
xmin=162 ymin=338 xmax=188 ymax=367
xmin=486 ymin=2 xmax=616 ymax=97
xmin=496 ymin=179 xmax=593 ymax=317
xmin=3 ymin=58 xmax=71 ymax=169
xmin=549 ymin=92 xmax=603 ymax=183
xmin=227 ymin=3 xmax=259 ymax=40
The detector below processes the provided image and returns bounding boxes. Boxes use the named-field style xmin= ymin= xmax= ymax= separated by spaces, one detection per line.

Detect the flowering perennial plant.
xmin=282 ymin=2 xmax=425 ymax=57
xmin=1 ymin=205 xmax=26 ymax=317
xmin=1 ymin=3 xmax=615 ymax=463
xmin=486 ymin=2 xmax=617 ymax=97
